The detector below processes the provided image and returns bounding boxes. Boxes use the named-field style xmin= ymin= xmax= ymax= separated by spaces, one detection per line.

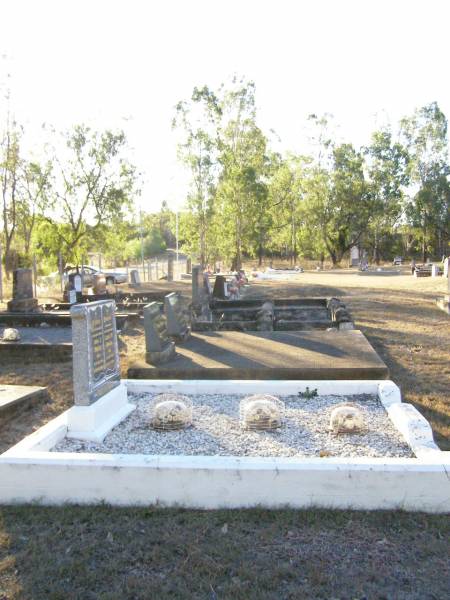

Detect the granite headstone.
xmin=70 ymin=300 xmax=120 ymax=406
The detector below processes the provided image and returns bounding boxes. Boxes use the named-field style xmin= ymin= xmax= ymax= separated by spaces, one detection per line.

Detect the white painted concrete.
xmin=387 ymin=403 xmax=440 ymax=457
xmin=66 ymin=384 xmax=135 ymax=443
xmin=1 ymin=379 xmax=449 ymax=511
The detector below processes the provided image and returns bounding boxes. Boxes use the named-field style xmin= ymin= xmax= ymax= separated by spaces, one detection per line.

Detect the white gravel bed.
xmin=54 ymin=393 xmax=414 ymax=458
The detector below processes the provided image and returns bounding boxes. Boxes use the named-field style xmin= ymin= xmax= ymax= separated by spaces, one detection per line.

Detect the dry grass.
xmin=0 ymin=267 xmax=449 ymax=599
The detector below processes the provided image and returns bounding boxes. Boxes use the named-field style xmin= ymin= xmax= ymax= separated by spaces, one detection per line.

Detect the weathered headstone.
xmin=70 ymin=300 xmax=120 ymax=406
xmin=144 ymin=302 xmax=176 ymax=364
xmin=350 ymin=246 xmax=359 ymax=267
xmin=192 ymin=265 xmax=210 ymax=313
xmin=164 ymin=292 xmax=191 ymax=341
xmin=130 ymin=269 xmax=141 ymax=288
xmin=7 ymin=268 xmax=38 ymax=312
xmin=167 ymin=255 xmax=174 ymax=282
xmin=186 ymin=257 xmax=192 ymax=274
xmin=93 ymin=273 xmax=107 ymax=294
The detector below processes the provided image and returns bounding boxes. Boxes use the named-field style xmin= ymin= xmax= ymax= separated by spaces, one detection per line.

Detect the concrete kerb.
xmin=0 ymin=379 xmax=449 ymax=511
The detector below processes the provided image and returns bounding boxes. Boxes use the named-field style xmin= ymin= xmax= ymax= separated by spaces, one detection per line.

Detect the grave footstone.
xmin=67 ymin=299 xmax=134 ymax=441
xmin=7 ymin=268 xmax=38 ymax=312
xmin=164 ymin=292 xmax=191 ymax=341
xmin=144 ymin=302 xmax=176 ymax=364
xmin=130 ymin=269 xmax=141 ymax=288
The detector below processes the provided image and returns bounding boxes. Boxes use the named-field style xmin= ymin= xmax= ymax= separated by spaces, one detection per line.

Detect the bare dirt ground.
xmin=0 ymin=268 xmax=449 ymax=599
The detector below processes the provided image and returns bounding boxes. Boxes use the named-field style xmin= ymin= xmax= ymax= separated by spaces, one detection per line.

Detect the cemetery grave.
xmin=194 ymin=297 xmax=352 ymax=331
xmin=129 ymin=327 xmax=386 ymax=380
xmin=0 ymin=277 xmax=449 ymax=513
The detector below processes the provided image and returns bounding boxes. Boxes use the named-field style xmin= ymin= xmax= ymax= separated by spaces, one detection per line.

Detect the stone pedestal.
xmin=7 ymin=297 xmax=38 ymax=312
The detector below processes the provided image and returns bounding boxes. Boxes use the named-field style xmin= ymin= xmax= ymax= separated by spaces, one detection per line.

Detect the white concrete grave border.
xmin=0 ymin=379 xmax=449 ymax=512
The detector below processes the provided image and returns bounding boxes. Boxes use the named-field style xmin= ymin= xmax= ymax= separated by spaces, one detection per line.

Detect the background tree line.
xmin=1 ymin=77 xmax=449 ymax=275
xmin=174 ymin=78 xmax=450 ymax=268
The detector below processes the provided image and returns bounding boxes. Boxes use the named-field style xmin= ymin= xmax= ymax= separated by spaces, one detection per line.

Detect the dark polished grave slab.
xmin=128 ymin=329 xmax=388 ymax=380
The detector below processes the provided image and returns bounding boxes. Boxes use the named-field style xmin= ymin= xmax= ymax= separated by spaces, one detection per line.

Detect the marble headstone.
xmin=7 ymin=268 xmax=38 ymax=312
xmin=164 ymin=292 xmax=191 ymax=340
xmin=70 ymin=300 xmax=120 ymax=406
xmin=144 ymin=302 xmax=176 ymax=364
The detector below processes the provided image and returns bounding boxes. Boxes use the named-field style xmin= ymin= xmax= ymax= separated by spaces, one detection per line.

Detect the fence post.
xmin=155 ymin=259 xmax=159 ymax=280
xmin=0 ymin=242 xmax=3 ymax=304
xmin=58 ymin=252 xmax=63 ymax=294
xmin=33 ymin=255 xmax=38 ymax=298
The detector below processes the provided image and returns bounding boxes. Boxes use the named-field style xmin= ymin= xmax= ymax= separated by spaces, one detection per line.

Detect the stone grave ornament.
xmin=164 ymin=292 xmax=191 ymax=341
xmin=150 ymin=393 xmax=192 ymax=430
xmin=329 ymin=403 xmax=365 ymax=434
xmin=143 ymin=302 xmax=176 ymax=364
xmin=240 ymin=394 xmax=284 ymax=430
xmin=2 ymin=327 xmax=21 ymax=342
xmin=70 ymin=300 xmax=120 ymax=406
xmin=7 ymin=268 xmax=38 ymax=312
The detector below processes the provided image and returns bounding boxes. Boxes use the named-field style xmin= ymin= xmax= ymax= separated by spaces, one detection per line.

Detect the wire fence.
xmin=0 ymin=252 xmax=191 ymax=304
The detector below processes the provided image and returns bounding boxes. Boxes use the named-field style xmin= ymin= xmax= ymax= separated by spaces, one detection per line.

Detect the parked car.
xmin=392 ymin=256 xmax=403 ymax=266
xmin=64 ymin=265 xmax=127 ymax=286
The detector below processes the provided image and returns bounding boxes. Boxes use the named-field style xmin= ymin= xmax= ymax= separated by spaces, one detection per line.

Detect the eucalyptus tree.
xmin=173 ymin=86 xmax=221 ymax=267
xmin=0 ymin=121 xmax=21 ymax=273
xmin=364 ymin=128 xmax=409 ymax=262
xmin=215 ymin=78 xmax=269 ymax=269
xmin=47 ymin=125 xmax=136 ymax=266
xmin=400 ymin=102 xmax=450 ymax=261
xmin=18 ymin=159 xmax=52 ymax=257
xmin=302 ymin=143 xmax=371 ymax=266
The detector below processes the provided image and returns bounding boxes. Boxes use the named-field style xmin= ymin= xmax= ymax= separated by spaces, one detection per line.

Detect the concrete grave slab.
xmin=0 ymin=385 xmax=48 ymax=415
xmin=128 ymin=329 xmax=388 ymax=380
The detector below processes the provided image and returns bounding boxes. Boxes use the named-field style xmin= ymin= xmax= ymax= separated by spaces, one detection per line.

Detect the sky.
xmin=1 ymin=0 xmax=449 ymax=212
